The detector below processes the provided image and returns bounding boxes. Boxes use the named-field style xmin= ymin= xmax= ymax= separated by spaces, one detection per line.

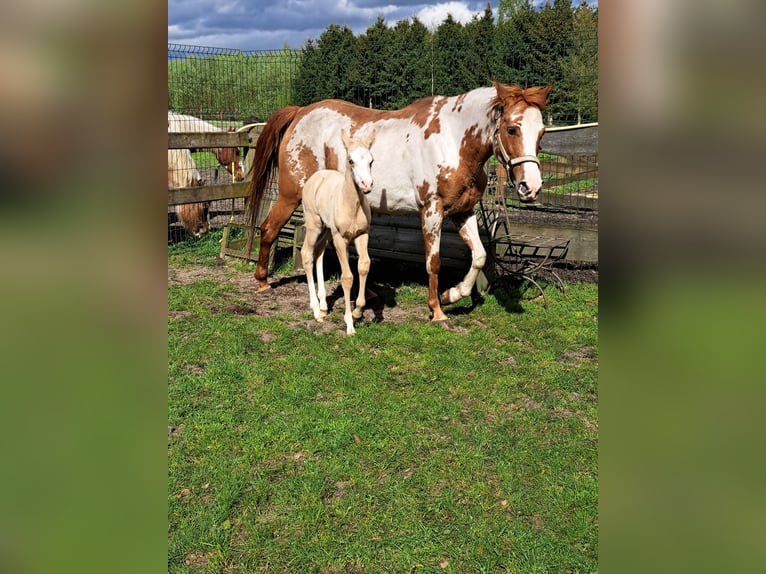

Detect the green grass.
xmin=168 ymin=241 xmax=598 ymax=573
xmin=191 ymin=151 xmax=223 ymax=170
xmin=544 ymin=176 xmax=599 ymax=196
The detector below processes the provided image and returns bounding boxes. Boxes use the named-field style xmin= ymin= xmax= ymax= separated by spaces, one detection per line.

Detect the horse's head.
xmin=217 ymin=130 xmax=246 ymax=182
xmin=491 ymin=81 xmax=553 ymax=203
xmin=177 ymin=201 xmax=209 ymax=237
xmin=341 ymin=129 xmax=376 ymax=194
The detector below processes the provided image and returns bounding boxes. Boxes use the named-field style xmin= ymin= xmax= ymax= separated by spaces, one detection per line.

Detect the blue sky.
xmin=168 ymin=0 xmax=597 ymax=52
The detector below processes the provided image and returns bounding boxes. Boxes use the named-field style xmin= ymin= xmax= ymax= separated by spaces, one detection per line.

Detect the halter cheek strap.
xmin=492 ymin=119 xmax=540 ymax=178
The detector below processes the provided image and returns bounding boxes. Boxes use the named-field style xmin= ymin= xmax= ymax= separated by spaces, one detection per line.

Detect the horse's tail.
xmin=245 ymin=105 xmax=301 ymax=251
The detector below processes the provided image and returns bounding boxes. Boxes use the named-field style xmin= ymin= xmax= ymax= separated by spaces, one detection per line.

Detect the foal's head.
xmin=491 ymin=81 xmax=553 ymax=202
xmin=341 ymin=129 xmax=376 ymax=193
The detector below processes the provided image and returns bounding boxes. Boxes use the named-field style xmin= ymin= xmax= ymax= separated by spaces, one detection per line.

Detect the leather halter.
xmin=492 ymin=118 xmax=540 ymax=180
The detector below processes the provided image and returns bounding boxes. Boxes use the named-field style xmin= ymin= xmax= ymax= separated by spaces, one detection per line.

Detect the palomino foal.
xmin=301 ymin=130 xmax=376 ymax=335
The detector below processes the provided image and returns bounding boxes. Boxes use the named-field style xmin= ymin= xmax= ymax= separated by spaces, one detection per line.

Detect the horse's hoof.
xmin=319 ymin=309 xmax=328 ymax=317
xmin=440 ymin=288 xmax=463 ymax=305
xmin=256 ymin=282 xmax=271 ymax=294
xmin=431 ymin=309 xmax=450 ymax=322
xmin=352 ymin=309 xmax=363 ymax=320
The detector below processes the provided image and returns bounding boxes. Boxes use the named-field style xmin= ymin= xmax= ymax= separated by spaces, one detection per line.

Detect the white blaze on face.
xmin=519 ymin=106 xmax=545 ymax=193
xmin=348 ymin=145 xmax=374 ymax=192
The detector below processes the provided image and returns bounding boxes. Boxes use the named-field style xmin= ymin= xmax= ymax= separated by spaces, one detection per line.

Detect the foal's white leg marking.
xmin=442 ymin=214 xmax=487 ymax=304
xmin=315 ymin=247 xmax=328 ymax=317
xmin=353 ymin=233 xmax=370 ymax=320
xmin=311 ymin=229 xmax=331 ymax=318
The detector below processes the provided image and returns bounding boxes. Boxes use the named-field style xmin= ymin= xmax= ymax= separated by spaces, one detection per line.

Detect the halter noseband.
xmin=492 ymin=118 xmax=540 ymax=179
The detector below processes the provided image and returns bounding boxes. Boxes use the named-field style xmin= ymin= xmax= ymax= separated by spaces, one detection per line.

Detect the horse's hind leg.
xmin=440 ymin=213 xmax=487 ymax=305
xmin=352 ymin=233 xmax=370 ymax=320
xmin=314 ymin=229 xmax=331 ymax=317
xmin=254 ymin=193 xmax=300 ymax=292
xmin=301 ymin=221 xmax=323 ymax=321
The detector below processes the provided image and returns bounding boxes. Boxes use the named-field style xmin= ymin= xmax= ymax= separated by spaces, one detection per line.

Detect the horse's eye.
xmin=506 ymin=126 xmax=518 ymax=137
xmin=349 ymin=159 xmax=354 ymax=166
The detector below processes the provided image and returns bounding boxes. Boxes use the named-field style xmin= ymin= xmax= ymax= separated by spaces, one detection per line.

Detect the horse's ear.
xmin=543 ymin=82 xmax=554 ymax=101
xmin=494 ymin=79 xmax=522 ymax=103
xmin=364 ymin=129 xmax=376 ymax=148
xmin=340 ymin=129 xmax=351 ymax=148
xmin=492 ymin=78 xmax=505 ymax=98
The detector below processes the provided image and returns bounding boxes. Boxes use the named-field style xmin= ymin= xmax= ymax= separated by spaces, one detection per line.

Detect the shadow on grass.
xmin=266 ymin=248 xmax=553 ymax=320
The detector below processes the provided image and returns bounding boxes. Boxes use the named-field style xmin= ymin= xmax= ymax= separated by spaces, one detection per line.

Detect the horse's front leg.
xmin=441 ymin=212 xmax=487 ymax=305
xmin=421 ymin=202 xmax=448 ymax=321
xmin=352 ymin=233 xmax=370 ymax=320
xmin=331 ymin=233 xmax=356 ymax=335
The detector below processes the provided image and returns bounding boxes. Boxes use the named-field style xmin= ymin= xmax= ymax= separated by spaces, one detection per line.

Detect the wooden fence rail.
xmin=167 ymin=124 xmax=263 ymax=206
xmin=168 ymin=122 xmax=597 ymax=262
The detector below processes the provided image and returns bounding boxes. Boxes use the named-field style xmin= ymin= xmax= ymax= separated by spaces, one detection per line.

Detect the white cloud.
xmin=416 ymin=2 xmax=478 ymax=30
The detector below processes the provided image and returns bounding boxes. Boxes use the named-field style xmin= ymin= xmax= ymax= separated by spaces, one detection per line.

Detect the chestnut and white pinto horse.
xmin=301 ymin=130 xmax=376 ymax=335
xmin=246 ymin=81 xmax=552 ymax=321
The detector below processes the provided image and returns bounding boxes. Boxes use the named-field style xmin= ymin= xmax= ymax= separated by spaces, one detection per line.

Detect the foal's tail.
xmin=244 ymin=105 xmax=301 ymax=252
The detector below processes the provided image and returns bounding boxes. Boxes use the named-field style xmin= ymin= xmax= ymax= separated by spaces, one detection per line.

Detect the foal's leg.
xmin=331 ymin=232 xmax=355 ymax=335
xmin=352 ymin=233 xmax=370 ymax=320
xmin=441 ymin=212 xmax=487 ymax=304
xmin=314 ymin=229 xmax=331 ymax=317
xmin=301 ymin=222 xmax=324 ymax=321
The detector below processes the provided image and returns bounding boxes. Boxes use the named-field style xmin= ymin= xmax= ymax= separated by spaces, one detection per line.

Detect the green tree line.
xmin=168 ymin=0 xmax=597 ymax=125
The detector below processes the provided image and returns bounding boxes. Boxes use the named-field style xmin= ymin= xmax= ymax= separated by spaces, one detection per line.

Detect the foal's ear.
xmin=340 ymin=129 xmax=351 ymax=149
xmin=364 ymin=129 xmax=376 ymax=148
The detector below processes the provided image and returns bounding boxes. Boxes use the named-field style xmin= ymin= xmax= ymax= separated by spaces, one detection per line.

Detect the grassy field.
xmin=168 ymin=233 xmax=598 ymax=573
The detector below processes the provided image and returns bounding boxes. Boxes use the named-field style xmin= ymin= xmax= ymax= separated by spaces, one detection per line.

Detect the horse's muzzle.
xmin=516 ymin=182 xmax=539 ymax=203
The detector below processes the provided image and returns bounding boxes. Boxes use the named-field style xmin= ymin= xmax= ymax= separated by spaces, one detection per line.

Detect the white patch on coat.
xmin=285 ymin=87 xmax=497 ymax=214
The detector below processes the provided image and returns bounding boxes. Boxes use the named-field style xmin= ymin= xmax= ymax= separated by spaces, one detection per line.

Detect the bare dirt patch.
xmin=168 ymin=257 xmax=596 ymax=328
xmin=168 ymin=262 xmax=428 ymax=326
